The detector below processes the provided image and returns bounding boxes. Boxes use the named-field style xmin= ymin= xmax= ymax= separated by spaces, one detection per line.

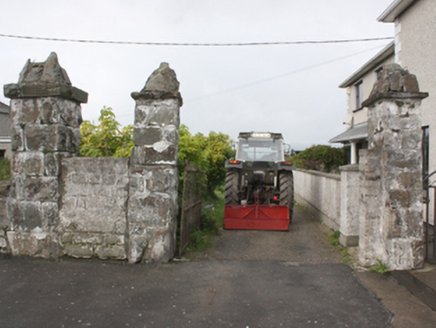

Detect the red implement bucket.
xmin=224 ymin=204 xmax=290 ymax=231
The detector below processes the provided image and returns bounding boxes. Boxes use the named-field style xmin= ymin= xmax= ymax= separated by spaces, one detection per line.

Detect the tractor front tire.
xmin=225 ymin=171 xmax=240 ymax=205
xmin=279 ymin=171 xmax=294 ymax=222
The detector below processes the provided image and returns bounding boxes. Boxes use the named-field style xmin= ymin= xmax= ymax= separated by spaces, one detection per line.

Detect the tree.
xmin=178 ymin=125 xmax=235 ymax=195
xmin=80 ymin=107 xmax=134 ymax=158
xmin=291 ymin=145 xmax=346 ymax=173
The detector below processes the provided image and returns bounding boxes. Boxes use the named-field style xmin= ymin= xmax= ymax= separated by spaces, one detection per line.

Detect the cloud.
xmin=0 ymin=0 xmax=394 ymax=149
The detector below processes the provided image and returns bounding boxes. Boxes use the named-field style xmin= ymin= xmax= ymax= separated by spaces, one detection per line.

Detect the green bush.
xmin=291 ymin=145 xmax=347 ymax=173
xmin=178 ymin=124 xmax=235 ymax=198
xmin=0 ymin=157 xmax=11 ymax=181
xmin=80 ymin=106 xmax=133 ymax=158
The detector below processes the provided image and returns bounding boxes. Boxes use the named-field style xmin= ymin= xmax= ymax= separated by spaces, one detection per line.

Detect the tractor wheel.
xmin=225 ymin=171 xmax=240 ymax=205
xmin=279 ymin=171 xmax=294 ymax=222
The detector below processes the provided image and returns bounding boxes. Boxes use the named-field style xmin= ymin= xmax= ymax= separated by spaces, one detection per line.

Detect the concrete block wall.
xmin=294 ymin=169 xmax=341 ymax=230
xmin=339 ymin=164 xmax=360 ymax=247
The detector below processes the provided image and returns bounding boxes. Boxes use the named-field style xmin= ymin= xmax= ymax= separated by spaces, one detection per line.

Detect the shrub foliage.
xmin=291 ymin=145 xmax=346 ymax=173
xmin=0 ymin=157 xmax=11 ymax=181
xmin=80 ymin=106 xmax=134 ymax=158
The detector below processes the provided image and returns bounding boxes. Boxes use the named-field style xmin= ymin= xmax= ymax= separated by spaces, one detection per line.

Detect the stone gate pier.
xmin=4 ymin=52 xmax=87 ymax=258
xmin=128 ymin=63 xmax=182 ymax=263
xmin=360 ymin=64 xmax=428 ymax=270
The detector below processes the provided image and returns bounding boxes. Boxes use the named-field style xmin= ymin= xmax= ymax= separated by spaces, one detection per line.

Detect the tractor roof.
xmin=238 ymin=132 xmax=283 ymax=139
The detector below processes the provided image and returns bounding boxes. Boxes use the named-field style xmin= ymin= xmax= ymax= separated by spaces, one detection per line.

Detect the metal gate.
xmin=424 ymin=172 xmax=436 ymax=264
xmin=179 ymin=162 xmax=202 ymax=256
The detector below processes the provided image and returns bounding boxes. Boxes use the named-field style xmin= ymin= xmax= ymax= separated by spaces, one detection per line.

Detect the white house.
xmin=331 ymin=0 xmax=436 ymax=175
xmin=329 ymin=42 xmax=395 ymax=164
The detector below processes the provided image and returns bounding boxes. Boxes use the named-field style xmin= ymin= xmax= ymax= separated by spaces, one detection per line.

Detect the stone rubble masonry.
xmin=58 ymin=158 xmax=129 ymax=260
xmin=4 ymin=52 xmax=88 ymax=259
xmin=359 ymin=64 xmax=428 ymax=270
xmin=128 ymin=62 xmax=182 ymax=263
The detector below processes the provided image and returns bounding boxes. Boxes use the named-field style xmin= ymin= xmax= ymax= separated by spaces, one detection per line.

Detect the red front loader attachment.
xmin=224 ymin=203 xmax=290 ymax=231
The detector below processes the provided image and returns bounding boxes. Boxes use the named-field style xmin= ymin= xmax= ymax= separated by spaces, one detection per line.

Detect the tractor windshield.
xmin=236 ymin=138 xmax=284 ymax=162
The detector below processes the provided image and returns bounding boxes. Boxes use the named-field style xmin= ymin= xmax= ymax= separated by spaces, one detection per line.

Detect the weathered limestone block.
xmin=131 ymin=143 xmax=178 ymax=165
xmin=134 ymin=99 xmax=181 ymax=126
xmin=9 ymin=97 xmax=82 ymax=127
xmin=95 ymin=244 xmax=126 ymax=260
xmin=127 ymin=225 xmax=176 ymax=263
xmin=60 ymin=232 xmax=127 ymax=260
xmin=134 ymin=126 xmax=163 ymax=145
xmin=10 ymin=126 xmax=24 ymax=151
xmin=359 ymin=65 xmax=428 ymax=270
xmin=12 ymin=152 xmax=44 ymax=176
xmin=7 ymin=231 xmax=62 ymax=258
xmin=24 ymin=124 xmax=79 ymax=152
xmin=128 ymin=193 xmax=177 ymax=227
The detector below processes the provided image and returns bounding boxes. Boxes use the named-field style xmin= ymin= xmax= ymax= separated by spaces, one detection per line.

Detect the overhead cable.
xmin=0 ymin=33 xmax=393 ymax=47
xmin=186 ymin=44 xmax=388 ymax=102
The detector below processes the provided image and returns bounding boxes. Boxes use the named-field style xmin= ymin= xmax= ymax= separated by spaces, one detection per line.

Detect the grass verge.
xmin=327 ymin=229 xmax=352 ymax=265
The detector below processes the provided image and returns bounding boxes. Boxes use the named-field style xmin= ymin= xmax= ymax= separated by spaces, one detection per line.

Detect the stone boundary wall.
xmin=58 ymin=157 xmax=129 ymax=260
xmin=3 ymin=53 xmax=182 ymax=263
xmin=293 ymin=169 xmax=341 ymax=230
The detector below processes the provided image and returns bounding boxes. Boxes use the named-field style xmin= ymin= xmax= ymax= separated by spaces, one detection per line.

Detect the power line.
xmin=0 ymin=33 xmax=393 ymax=47
xmin=186 ymin=44 xmax=388 ymax=103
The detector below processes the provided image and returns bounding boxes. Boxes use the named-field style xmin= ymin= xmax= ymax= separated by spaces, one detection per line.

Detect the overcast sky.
xmin=0 ymin=0 xmax=395 ymax=150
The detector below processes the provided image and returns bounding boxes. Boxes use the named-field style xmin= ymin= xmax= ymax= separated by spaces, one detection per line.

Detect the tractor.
xmin=224 ymin=132 xmax=295 ymax=231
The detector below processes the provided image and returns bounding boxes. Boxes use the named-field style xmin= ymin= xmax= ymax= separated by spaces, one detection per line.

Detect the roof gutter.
xmin=378 ymin=0 xmax=416 ymax=22
xmin=338 ymin=41 xmax=395 ymax=88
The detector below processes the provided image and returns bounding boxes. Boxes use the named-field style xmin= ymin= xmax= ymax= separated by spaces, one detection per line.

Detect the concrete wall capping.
xmin=296 ymin=168 xmax=341 ymax=181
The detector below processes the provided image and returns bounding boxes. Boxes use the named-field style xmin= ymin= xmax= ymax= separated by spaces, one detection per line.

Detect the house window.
xmin=375 ymin=66 xmax=383 ymax=81
xmin=355 ymin=81 xmax=363 ymax=110
xmin=0 ymin=150 xmax=4 ymax=158
xmin=422 ymin=126 xmax=430 ymax=186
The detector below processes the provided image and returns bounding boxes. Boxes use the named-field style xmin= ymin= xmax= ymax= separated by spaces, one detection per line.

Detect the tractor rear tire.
xmin=225 ymin=171 xmax=240 ymax=205
xmin=279 ymin=171 xmax=294 ymax=222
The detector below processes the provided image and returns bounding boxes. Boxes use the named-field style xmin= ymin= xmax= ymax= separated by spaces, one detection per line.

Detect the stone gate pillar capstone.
xmin=127 ymin=63 xmax=182 ymax=263
xmin=359 ymin=64 xmax=428 ymax=270
xmin=3 ymin=52 xmax=88 ymax=258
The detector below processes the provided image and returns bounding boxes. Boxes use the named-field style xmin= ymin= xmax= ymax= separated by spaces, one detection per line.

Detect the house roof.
xmin=329 ymin=122 xmax=368 ymax=144
xmin=339 ymin=41 xmax=395 ymax=88
xmin=378 ymin=0 xmax=416 ymax=22
xmin=0 ymin=101 xmax=9 ymax=115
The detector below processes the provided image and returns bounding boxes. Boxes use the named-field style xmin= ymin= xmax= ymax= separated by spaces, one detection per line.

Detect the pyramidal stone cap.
xmin=131 ymin=62 xmax=182 ymax=105
xmin=4 ymin=52 xmax=88 ymax=103
xmin=362 ymin=64 xmax=428 ymax=108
